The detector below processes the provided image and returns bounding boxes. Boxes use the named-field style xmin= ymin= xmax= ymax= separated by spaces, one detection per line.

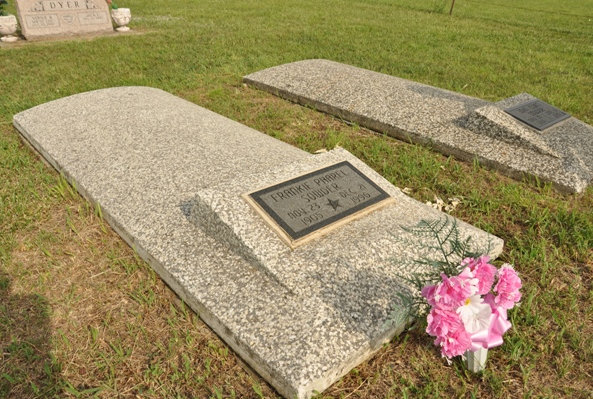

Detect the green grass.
xmin=1 ymin=0 xmax=593 ymax=397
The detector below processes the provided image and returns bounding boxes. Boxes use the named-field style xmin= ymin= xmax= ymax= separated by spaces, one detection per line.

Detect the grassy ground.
xmin=1 ymin=0 xmax=592 ymax=397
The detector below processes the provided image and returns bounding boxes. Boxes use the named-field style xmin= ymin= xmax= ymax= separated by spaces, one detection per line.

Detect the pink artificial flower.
xmin=421 ymin=284 xmax=437 ymax=306
xmin=483 ymin=292 xmax=496 ymax=309
xmin=460 ymin=256 xmax=482 ymax=270
xmin=435 ymin=325 xmax=472 ymax=358
xmin=422 ymin=261 xmax=520 ymax=360
xmin=466 ymin=256 xmax=497 ymax=295
xmin=426 ymin=307 xmax=462 ymax=338
xmin=494 ymin=264 xmax=522 ymax=309
xmin=433 ymin=268 xmax=478 ymax=309
xmin=457 ymin=266 xmax=478 ymax=287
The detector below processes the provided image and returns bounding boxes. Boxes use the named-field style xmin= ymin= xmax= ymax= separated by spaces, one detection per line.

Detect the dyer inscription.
xmin=505 ymin=99 xmax=570 ymax=131
xmin=245 ymin=161 xmax=392 ymax=247
xmin=16 ymin=0 xmax=113 ymax=40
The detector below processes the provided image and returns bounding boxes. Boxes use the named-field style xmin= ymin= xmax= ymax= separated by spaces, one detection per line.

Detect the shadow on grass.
xmin=0 ymin=272 xmax=62 ymax=398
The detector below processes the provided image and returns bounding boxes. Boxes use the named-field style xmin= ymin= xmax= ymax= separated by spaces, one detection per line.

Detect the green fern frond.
xmin=389 ymin=216 xmax=493 ymax=323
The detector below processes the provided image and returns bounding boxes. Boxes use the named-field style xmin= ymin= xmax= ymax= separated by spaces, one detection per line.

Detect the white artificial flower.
xmin=457 ymin=295 xmax=492 ymax=334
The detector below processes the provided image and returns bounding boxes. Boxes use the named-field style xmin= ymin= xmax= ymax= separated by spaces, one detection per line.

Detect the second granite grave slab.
xmin=244 ymin=59 xmax=593 ymax=193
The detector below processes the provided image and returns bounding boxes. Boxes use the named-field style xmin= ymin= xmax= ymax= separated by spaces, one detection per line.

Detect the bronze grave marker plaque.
xmin=505 ymin=99 xmax=570 ymax=131
xmin=244 ymin=161 xmax=394 ymax=248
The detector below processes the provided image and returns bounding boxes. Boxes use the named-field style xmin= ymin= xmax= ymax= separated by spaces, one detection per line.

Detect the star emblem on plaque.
xmin=327 ymin=198 xmax=342 ymax=211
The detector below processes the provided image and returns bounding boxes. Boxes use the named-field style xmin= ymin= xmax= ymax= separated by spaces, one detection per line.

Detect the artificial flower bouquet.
xmin=421 ymin=256 xmax=522 ymax=362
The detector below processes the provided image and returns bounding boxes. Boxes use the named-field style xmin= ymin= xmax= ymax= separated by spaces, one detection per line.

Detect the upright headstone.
xmin=16 ymin=0 xmax=113 ymax=40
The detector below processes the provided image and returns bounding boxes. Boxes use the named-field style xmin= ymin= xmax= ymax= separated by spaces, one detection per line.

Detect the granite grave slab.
xmin=13 ymin=87 xmax=503 ymax=398
xmin=244 ymin=59 xmax=593 ymax=193
xmin=16 ymin=0 xmax=113 ymax=40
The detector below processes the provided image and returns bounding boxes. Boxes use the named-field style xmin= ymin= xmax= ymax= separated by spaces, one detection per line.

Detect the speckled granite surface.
xmin=244 ymin=60 xmax=593 ymax=193
xmin=13 ymin=87 xmax=502 ymax=399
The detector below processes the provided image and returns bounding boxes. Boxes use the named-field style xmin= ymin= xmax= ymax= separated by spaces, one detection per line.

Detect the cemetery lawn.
xmin=1 ymin=0 xmax=592 ymax=397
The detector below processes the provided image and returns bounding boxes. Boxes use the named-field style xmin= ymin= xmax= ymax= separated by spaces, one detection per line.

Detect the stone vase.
xmin=465 ymin=347 xmax=488 ymax=372
xmin=0 ymin=14 xmax=18 ymax=42
xmin=111 ymin=8 xmax=131 ymax=32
